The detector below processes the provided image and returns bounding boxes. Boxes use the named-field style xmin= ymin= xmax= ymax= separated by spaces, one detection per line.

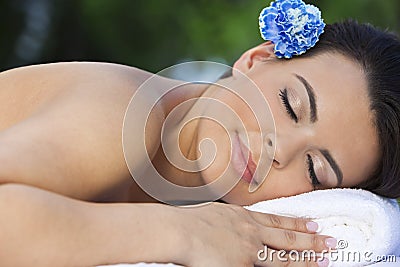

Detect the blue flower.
xmin=259 ymin=0 xmax=325 ymax=58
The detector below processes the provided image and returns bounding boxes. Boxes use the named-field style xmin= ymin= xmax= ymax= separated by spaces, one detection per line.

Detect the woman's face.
xmin=194 ymin=43 xmax=380 ymax=205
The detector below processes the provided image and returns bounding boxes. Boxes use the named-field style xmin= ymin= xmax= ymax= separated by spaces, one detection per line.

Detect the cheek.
xmin=196 ymin=119 xmax=231 ymax=182
xmin=223 ymin=90 xmax=264 ymax=131
xmin=265 ymin=91 xmax=288 ymax=126
xmin=249 ymin=80 xmax=288 ymax=132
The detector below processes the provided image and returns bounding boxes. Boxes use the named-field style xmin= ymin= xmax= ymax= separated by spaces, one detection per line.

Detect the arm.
xmin=0 ymin=183 xmax=334 ymax=267
xmin=0 ymin=183 xmax=183 ymax=267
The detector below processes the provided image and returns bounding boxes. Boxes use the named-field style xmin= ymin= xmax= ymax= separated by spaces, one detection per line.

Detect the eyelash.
xmin=279 ymin=89 xmax=319 ymax=188
xmin=279 ymin=89 xmax=299 ymax=123
xmin=307 ymin=154 xmax=321 ymax=189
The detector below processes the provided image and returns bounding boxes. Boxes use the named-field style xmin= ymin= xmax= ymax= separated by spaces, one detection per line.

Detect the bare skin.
xmin=179 ymin=43 xmax=379 ymax=205
xmin=0 ymin=62 xmax=154 ymax=202
xmin=0 ymin=43 xmax=378 ymax=266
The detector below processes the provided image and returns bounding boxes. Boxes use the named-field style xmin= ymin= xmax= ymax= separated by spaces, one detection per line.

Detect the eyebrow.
xmin=320 ymin=149 xmax=343 ymax=186
xmin=294 ymin=74 xmax=318 ymax=123
xmin=292 ymin=74 xmax=342 ymax=186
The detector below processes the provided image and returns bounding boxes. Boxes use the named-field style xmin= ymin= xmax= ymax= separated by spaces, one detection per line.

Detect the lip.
xmin=231 ymin=132 xmax=257 ymax=184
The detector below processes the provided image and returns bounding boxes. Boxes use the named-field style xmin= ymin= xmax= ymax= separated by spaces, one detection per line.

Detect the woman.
xmin=0 ymin=12 xmax=398 ymax=267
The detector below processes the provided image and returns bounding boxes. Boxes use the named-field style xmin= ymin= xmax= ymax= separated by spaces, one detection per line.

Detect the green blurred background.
xmin=0 ymin=0 xmax=399 ymax=72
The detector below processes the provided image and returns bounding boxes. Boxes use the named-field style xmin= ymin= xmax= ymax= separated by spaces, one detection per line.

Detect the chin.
xmin=221 ymin=194 xmax=255 ymax=206
xmin=219 ymin=182 xmax=262 ymax=206
xmin=198 ymin=162 xmax=265 ymax=205
xmin=197 ymin=169 xmax=246 ymax=205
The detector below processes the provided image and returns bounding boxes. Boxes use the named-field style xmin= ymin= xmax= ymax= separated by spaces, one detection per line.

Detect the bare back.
xmin=0 ymin=62 xmax=163 ymax=202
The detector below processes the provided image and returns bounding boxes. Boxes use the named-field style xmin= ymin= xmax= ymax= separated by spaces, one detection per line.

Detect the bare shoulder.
xmin=0 ymin=62 xmax=165 ymax=201
xmin=0 ymin=61 xmax=151 ymax=81
xmin=0 ymin=61 xmax=150 ymax=87
xmin=0 ymin=62 xmax=155 ymax=129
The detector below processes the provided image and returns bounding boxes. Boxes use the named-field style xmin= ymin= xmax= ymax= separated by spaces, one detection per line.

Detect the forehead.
xmin=281 ymin=53 xmax=379 ymax=186
xmin=299 ymin=54 xmax=379 ymax=186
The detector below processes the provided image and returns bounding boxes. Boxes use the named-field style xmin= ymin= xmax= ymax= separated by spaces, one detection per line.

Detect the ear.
xmin=233 ymin=41 xmax=276 ymax=74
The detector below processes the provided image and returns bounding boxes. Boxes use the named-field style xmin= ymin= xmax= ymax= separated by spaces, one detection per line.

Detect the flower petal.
xmin=258 ymin=0 xmax=325 ymax=58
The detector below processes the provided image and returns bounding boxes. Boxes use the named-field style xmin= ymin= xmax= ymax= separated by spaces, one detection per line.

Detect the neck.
xmin=154 ymin=74 xmax=236 ymax=187
xmin=152 ymin=78 xmax=210 ymax=187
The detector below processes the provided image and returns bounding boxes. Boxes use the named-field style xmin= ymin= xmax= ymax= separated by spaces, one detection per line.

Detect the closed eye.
xmin=307 ymin=154 xmax=321 ymax=189
xmin=279 ymin=88 xmax=298 ymax=123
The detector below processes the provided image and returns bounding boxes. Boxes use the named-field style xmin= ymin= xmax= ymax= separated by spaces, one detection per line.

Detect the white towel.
xmin=246 ymin=188 xmax=400 ymax=266
xmin=99 ymin=188 xmax=400 ymax=267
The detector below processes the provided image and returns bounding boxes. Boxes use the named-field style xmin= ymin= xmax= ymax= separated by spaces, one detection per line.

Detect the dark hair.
xmin=304 ymin=20 xmax=400 ymax=198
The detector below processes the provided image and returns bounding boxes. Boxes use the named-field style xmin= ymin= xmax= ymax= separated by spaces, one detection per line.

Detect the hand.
xmin=173 ymin=202 xmax=334 ymax=267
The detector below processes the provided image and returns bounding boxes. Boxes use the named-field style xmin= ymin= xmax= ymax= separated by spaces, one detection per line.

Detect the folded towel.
xmin=246 ymin=188 xmax=400 ymax=266
xmin=99 ymin=188 xmax=400 ymax=267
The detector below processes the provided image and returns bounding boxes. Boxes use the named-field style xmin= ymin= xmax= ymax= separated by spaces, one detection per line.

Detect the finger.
xmin=254 ymin=247 xmax=329 ymax=267
xmin=261 ymin=227 xmax=337 ymax=253
xmin=247 ymin=210 xmax=319 ymax=233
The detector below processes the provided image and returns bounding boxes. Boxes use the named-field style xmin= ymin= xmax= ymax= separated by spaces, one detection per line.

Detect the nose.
xmin=264 ymin=130 xmax=307 ymax=169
